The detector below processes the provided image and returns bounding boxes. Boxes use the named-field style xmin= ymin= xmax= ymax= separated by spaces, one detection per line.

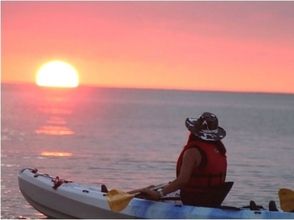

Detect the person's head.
xmin=185 ymin=112 xmax=226 ymax=141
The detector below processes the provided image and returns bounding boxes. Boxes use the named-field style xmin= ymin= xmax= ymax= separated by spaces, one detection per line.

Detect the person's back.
xmin=177 ymin=134 xmax=228 ymax=206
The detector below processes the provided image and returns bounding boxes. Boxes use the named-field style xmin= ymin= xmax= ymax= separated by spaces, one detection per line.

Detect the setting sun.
xmin=36 ymin=60 xmax=79 ymax=88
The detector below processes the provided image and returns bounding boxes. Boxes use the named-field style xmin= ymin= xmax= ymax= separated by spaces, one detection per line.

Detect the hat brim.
xmin=185 ymin=118 xmax=226 ymax=141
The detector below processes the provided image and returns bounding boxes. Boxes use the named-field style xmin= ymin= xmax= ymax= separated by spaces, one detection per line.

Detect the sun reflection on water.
xmin=40 ymin=151 xmax=73 ymax=157
xmin=46 ymin=116 xmax=67 ymax=125
xmin=34 ymin=87 xmax=76 ymax=136
xmin=35 ymin=125 xmax=74 ymax=136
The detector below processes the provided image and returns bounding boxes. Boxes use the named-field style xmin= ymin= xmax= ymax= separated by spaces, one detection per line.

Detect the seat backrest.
xmin=181 ymin=181 xmax=234 ymax=207
xmin=214 ymin=181 xmax=234 ymax=204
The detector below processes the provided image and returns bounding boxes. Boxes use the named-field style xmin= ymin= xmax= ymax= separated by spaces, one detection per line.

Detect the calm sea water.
xmin=1 ymin=83 xmax=294 ymax=219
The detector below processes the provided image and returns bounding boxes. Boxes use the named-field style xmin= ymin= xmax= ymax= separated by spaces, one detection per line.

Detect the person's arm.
xmin=140 ymin=147 xmax=202 ymax=200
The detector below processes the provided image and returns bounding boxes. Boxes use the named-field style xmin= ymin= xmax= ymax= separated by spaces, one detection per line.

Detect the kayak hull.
xmin=18 ymin=168 xmax=294 ymax=219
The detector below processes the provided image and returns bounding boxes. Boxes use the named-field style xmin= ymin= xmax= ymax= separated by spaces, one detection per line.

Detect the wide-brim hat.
xmin=185 ymin=112 xmax=226 ymax=141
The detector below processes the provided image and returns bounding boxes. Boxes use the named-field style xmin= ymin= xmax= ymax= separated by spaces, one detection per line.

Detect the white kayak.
xmin=18 ymin=168 xmax=294 ymax=219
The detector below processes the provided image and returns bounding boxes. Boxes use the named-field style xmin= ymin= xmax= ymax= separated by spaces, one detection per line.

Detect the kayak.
xmin=18 ymin=168 xmax=294 ymax=219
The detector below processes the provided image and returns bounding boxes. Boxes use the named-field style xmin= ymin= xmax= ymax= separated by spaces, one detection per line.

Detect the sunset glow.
xmin=3 ymin=2 xmax=294 ymax=93
xmin=36 ymin=61 xmax=79 ymax=88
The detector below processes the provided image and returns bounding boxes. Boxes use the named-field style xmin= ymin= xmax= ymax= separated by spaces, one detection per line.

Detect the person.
xmin=140 ymin=112 xmax=230 ymax=207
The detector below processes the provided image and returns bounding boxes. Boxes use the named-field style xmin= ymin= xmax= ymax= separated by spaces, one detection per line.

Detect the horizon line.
xmin=2 ymin=81 xmax=294 ymax=96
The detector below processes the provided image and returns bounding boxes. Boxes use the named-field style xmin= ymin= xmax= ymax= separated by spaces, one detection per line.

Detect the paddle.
xmin=106 ymin=183 xmax=167 ymax=212
xmin=106 ymin=189 xmax=140 ymax=212
xmin=279 ymin=188 xmax=294 ymax=212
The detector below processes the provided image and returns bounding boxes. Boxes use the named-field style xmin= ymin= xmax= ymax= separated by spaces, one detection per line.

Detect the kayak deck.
xmin=18 ymin=168 xmax=294 ymax=219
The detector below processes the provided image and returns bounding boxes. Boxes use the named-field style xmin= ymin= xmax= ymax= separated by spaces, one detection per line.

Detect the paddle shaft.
xmin=128 ymin=183 xmax=167 ymax=194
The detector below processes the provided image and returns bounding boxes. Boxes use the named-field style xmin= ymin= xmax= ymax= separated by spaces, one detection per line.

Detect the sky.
xmin=2 ymin=1 xmax=294 ymax=93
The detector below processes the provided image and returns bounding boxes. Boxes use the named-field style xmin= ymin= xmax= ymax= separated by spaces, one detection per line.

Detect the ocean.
xmin=1 ymin=83 xmax=294 ymax=219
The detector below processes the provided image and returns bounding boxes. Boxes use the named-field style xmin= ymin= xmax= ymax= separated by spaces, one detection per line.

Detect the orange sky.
xmin=2 ymin=1 xmax=294 ymax=93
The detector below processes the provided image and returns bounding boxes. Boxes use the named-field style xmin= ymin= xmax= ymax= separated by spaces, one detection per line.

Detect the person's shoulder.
xmin=184 ymin=147 xmax=202 ymax=157
xmin=183 ymin=147 xmax=202 ymax=166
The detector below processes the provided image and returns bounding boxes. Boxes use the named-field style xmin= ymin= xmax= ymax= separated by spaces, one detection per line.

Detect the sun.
xmin=36 ymin=60 xmax=79 ymax=88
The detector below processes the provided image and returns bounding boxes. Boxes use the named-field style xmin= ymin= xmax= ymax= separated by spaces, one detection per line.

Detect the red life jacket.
xmin=176 ymin=139 xmax=227 ymax=192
